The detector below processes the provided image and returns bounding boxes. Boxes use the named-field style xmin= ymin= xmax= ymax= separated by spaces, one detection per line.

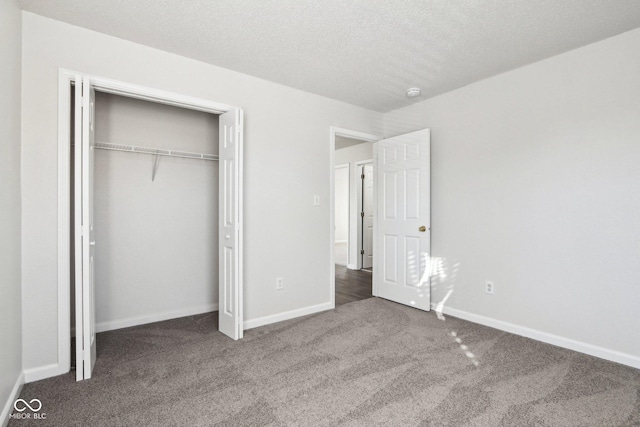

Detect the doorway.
xmin=329 ymin=126 xmax=432 ymax=312
xmin=58 ymin=71 xmax=244 ymax=381
xmin=330 ymin=127 xmax=378 ymax=307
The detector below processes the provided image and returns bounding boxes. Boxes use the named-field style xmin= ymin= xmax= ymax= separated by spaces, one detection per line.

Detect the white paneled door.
xmin=75 ymin=76 xmax=97 ymax=380
xmin=362 ymin=164 xmax=374 ymax=269
xmin=373 ymin=129 xmax=431 ymax=311
xmin=218 ymin=109 xmax=244 ymax=340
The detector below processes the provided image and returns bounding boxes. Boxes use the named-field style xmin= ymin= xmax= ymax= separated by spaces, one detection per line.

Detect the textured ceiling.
xmin=19 ymin=0 xmax=640 ymax=112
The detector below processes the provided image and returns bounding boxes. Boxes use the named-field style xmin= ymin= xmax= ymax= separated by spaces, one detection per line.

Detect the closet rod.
xmin=95 ymin=141 xmax=218 ymax=161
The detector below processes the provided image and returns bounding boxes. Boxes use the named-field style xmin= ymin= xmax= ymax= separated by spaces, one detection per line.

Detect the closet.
xmin=98 ymin=92 xmax=218 ymax=321
xmin=67 ymin=74 xmax=243 ymax=381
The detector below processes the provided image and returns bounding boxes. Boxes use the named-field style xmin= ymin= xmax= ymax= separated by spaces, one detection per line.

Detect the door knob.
xmin=90 ymin=241 xmax=96 ymax=246
xmin=418 ymin=226 xmax=427 ymax=232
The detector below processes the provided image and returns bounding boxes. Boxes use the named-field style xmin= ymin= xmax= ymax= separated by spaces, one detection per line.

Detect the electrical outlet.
xmin=485 ymin=281 xmax=495 ymax=295
xmin=276 ymin=277 xmax=284 ymax=290
xmin=313 ymin=195 xmax=320 ymax=206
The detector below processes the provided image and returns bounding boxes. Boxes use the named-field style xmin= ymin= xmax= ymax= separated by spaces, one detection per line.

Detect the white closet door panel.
xmin=82 ymin=76 xmax=97 ymax=378
xmin=75 ymin=76 xmax=97 ymax=380
xmin=219 ymin=109 xmax=244 ymax=340
xmin=73 ymin=75 xmax=83 ymax=382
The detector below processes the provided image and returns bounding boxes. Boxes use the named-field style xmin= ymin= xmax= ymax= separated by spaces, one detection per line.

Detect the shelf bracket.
xmin=151 ymin=154 xmax=160 ymax=182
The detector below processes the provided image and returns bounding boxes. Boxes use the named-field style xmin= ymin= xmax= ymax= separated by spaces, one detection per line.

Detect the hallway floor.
xmin=335 ymin=264 xmax=372 ymax=306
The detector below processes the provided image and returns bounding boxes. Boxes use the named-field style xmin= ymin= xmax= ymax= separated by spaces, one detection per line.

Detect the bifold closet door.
xmin=218 ymin=109 xmax=244 ymax=340
xmin=74 ymin=76 xmax=97 ymax=380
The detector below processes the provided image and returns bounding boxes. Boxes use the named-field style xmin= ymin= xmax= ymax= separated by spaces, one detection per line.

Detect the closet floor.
xmin=95 ymin=312 xmax=219 ymax=364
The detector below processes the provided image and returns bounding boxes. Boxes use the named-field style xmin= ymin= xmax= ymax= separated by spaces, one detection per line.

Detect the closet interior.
xmin=70 ymin=87 xmax=221 ymax=368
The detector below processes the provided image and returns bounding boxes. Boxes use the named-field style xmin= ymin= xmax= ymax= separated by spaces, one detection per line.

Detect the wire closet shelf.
xmin=94 ymin=141 xmax=218 ymax=161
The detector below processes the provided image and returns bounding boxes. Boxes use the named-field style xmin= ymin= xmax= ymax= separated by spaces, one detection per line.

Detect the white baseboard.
xmin=23 ymin=362 xmax=67 ymax=384
xmin=346 ymin=263 xmax=358 ymax=270
xmin=432 ymin=304 xmax=640 ymax=370
xmin=244 ymin=302 xmax=334 ymax=330
xmin=95 ymin=303 xmax=219 ymax=333
xmin=1 ymin=372 xmax=24 ymax=427
xmin=334 ymin=240 xmax=348 ymax=244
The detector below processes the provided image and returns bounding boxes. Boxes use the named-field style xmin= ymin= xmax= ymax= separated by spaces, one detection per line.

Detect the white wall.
xmin=335 ymin=142 xmax=374 ymax=268
xmin=20 ymin=12 xmax=381 ymax=374
xmin=91 ymin=93 xmax=219 ymax=330
xmin=384 ymin=28 xmax=640 ymax=362
xmin=334 ymin=166 xmax=349 ymax=242
xmin=0 ymin=0 xmax=23 ymax=421
xmin=335 ymin=142 xmax=374 ymax=166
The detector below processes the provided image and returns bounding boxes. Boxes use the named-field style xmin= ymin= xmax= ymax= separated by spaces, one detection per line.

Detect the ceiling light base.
xmin=406 ymin=87 xmax=421 ymax=98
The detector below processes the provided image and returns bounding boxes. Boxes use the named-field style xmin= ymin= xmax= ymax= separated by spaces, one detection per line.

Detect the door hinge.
xmin=361 ymin=174 xmax=365 ymax=180
xmin=361 ymin=249 xmax=365 ymax=255
xmin=360 ymin=212 xmax=364 ymax=218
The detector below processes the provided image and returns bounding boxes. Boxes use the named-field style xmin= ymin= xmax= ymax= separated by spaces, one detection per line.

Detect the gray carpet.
xmin=11 ymin=298 xmax=640 ymax=426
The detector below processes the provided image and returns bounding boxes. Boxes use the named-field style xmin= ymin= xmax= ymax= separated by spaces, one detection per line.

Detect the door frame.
xmin=57 ymin=69 xmax=240 ymax=374
xmin=329 ymin=127 xmax=379 ymax=307
xmin=334 ymin=163 xmax=350 ymax=267
xmin=354 ymin=159 xmax=373 ymax=270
